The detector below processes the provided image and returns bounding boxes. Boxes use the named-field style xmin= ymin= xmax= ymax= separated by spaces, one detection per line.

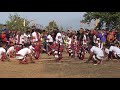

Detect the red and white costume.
xmin=53 ymin=32 xmax=64 ymax=61
xmin=16 ymin=48 xmax=32 ymax=60
xmin=0 ymin=47 xmax=6 ymax=61
xmin=90 ymin=46 xmax=104 ymax=61
xmin=109 ymin=46 xmax=120 ymax=58
xmin=6 ymin=46 xmax=16 ymax=56
xmin=32 ymin=31 xmax=41 ymax=43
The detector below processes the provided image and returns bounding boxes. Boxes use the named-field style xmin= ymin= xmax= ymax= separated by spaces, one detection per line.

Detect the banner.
xmin=23 ymin=19 xmax=25 ymax=27
xmin=95 ymin=19 xmax=99 ymax=27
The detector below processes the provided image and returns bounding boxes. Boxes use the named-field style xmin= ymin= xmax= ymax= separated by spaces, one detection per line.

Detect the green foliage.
xmin=82 ymin=12 xmax=120 ymax=29
xmin=0 ymin=24 xmax=3 ymax=33
xmin=46 ymin=20 xmax=59 ymax=31
xmin=6 ymin=13 xmax=30 ymax=31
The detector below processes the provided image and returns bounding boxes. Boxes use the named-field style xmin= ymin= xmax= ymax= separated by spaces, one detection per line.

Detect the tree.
xmin=0 ymin=24 xmax=4 ymax=33
xmin=6 ymin=13 xmax=30 ymax=31
xmin=60 ymin=26 xmax=64 ymax=31
xmin=46 ymin=20 xmax=59 ymax=31
xmin=82 ymin=12 xmax=120 ymax=29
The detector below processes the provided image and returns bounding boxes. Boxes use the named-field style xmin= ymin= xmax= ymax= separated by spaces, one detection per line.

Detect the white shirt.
xmin=16 ymin=48 xmax=31 ymax=57
xmin=32 ymin=32 xmax=37 ymax=38
xmin=7 ymin=46 xmax=15 ymax=54
xmin=90 ymin=46 xmax=104 ymax=56
xmin=67 ymin=37 xmax=72 ymax=45
xmin=55 ymin=33 xmax=63 ymax=44
xmin=109 ymin=46 xmax=120 ymax=55
xmin=32 ymin=32 xmax=39 ymax=42
xmin=47 ymin=35 xmax=53 ymax=42
xmin=20 ymin=34 xmax=24 ymax=44
xmin=0 ymin=47 xmax=6 ymax=54
xmin=56 ymin=33 xmax=62 ymax=40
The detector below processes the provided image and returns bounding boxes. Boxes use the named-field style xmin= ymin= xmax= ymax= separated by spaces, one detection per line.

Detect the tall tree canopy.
xmin=45 ymin=20 xmax=59 ymax=31
xmin=82 ymin=12 xmax=120 ymax=29
xmin=6 ymin=13 xmax=30 ymax=31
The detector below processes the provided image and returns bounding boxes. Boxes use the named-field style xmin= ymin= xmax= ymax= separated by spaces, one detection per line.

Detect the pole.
xmin=53 ymin=20 xmax=54 ymax=31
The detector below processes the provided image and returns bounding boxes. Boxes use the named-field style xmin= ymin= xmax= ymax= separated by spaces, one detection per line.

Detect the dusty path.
xmin=0 ymin=53 xmax=120 ymax=78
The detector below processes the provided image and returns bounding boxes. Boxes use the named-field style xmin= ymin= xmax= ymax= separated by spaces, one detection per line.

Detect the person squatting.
xmin=0 ymin=27 xmax=120 ymax=65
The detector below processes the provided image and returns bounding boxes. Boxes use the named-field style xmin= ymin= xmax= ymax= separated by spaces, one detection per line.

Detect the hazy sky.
xmin=0 ymin=12 xmax=86 ymax=30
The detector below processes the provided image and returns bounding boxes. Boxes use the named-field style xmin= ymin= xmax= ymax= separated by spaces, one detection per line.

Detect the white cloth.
xmin=7 ymin=46 xmax=15 ymax=55
xmin=32 ymin=32 xmax=40 ymax=42
xmin=90 ymin=46 xmax=104 ymax=57
xmin=47 ymin=35 xmax=53 ymax=42
xmin=83 ymin=35 xmax=87 ymax=44
xmin=67 ymin=37 xmax=72 ymax=45
xmin=20 ymin=34 xmax=24 ymax=44
xmin=93 ymin=35 xmax=97 ymax=43
xmin=24 ymin=33 xmax=31 ymax=38
xmin=93 ymin=55 xmax=104 ymax=61
xmin=0 ymin=47 xmax=6 ymax=59
xmin=16 ymin=48 xmax=31 ymax=60
xmin=29 ymin=45 xmax=35 ymax=50
xmin=55 ymin=32 xmax=63 ymax=45
xmin=109 ymin=46 xmax=120 ymax=55
xmin=98 ymin=43 xmax=103 ymax=49
xmin=15 ymin=35 xmax=19 ymax=44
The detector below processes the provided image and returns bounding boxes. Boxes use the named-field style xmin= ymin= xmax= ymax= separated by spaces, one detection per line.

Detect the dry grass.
xmin=0 ymin=52 xmax=120 ymax=78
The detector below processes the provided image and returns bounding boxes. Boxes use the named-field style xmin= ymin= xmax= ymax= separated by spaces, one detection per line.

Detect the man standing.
xmin=54 ymin=31 xmax=64 ymax=61
xmin=32 ymin=29 xmax=41 ymax=60
xmin=47 ymin=32 xmax=53 ymax=55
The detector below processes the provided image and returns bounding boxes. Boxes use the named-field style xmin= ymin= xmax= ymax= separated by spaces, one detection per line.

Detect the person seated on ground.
xmin=86 ymin=43 xmax=104 ymax=65
xmin=16 ymin=44 xmax=35 ymax=64
xmin=108 ymin=43 xmax=120 ymax=61
xmin=0 ymin=42 xmax=8 ymax=62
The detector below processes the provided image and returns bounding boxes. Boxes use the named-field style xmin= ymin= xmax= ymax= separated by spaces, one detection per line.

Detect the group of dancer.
xmin=0 ymin=26 xmax=120 ymax=65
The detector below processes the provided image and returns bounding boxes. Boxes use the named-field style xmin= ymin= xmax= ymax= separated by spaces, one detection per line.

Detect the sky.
xmin=0 ymin=12 xmax=87 ymax=30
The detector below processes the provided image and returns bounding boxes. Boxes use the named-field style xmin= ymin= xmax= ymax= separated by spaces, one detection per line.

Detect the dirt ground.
xmin=0 ymin=52 xmax=120 ymax=78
